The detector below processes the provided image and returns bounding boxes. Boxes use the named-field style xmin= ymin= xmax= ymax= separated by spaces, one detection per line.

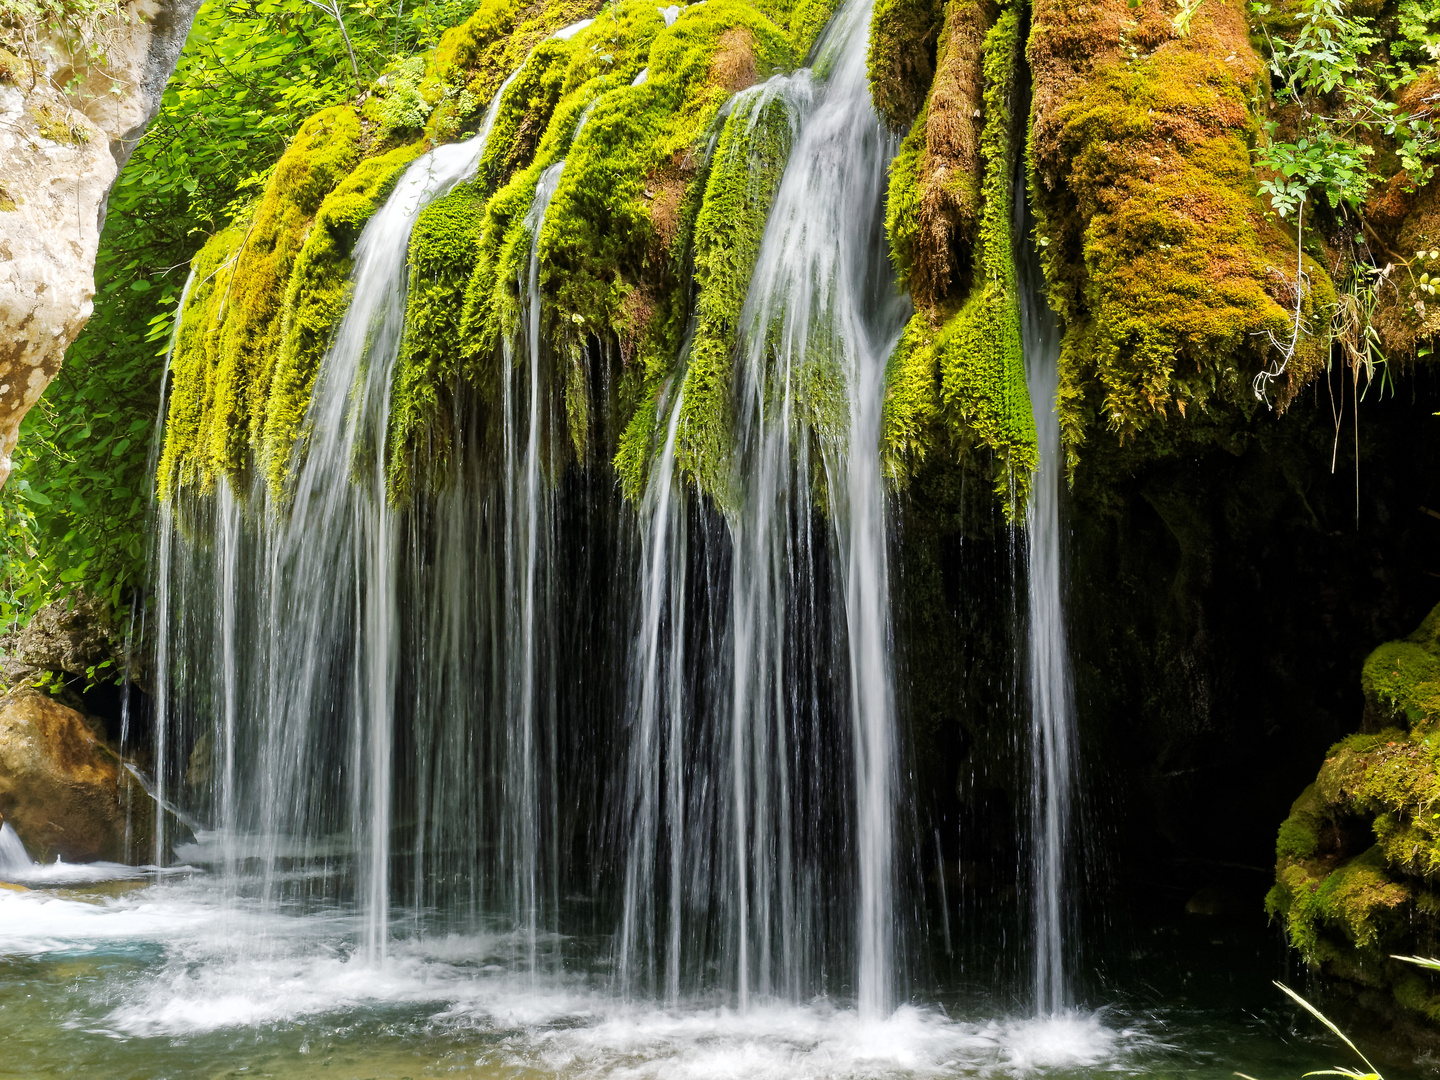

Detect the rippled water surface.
xmin=1 ymin=872 xmax=1428 ymax=1080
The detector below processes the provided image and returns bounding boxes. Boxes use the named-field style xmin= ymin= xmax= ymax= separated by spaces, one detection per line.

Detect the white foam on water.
xmin=0 ymin=881 xmax=1143 ymax=1076
xmin=492 ymin=1001 xmax=1141 ymax=1079
xmin=0 ymin=889 xmax=216 ymax=955
xmin=0 ymin=822 xmax=164 ymax=887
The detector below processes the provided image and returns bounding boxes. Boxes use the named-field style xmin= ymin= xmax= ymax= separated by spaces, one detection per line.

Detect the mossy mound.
xmin=647 ymin=79 xmax=805 ymax=504
xmin=1027 ymin=0 xmax=1335 ymax=475
xmin=159 ymin=131 xmax=423 ymax=504
xmin=262 ymin=142 xmax=428 ymax=501
xmin=1268 ymin=602 xmax=1440 ymax=1024
xmin=205 ymin=106 xmax=363 ymax=487
xmin=448 ymin=0 xmax=801 ymax=501
xmin=881 ymin=0 xmax=1036 ymax=514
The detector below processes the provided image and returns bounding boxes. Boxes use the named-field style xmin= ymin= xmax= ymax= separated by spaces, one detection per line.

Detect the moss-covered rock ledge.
xmin=1269 ymin=603 xmax=1440 ymax=1025
xmin=157 ymin=0 xmax=846 ymax=509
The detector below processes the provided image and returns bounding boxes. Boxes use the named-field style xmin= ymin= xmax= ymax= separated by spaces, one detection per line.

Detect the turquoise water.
xmin=0 ymin=873 xmax=1428 ymax=1080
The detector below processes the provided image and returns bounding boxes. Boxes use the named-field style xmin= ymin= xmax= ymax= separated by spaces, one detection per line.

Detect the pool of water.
xmin=0 ymin=873 xmax=1429 ymax=1080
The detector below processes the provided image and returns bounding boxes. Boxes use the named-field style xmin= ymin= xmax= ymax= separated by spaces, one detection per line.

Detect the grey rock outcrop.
xmin=0 ymin=0 xmax=203 ymax=484
xmin=0 ymin=594 xmax=129 ymax=698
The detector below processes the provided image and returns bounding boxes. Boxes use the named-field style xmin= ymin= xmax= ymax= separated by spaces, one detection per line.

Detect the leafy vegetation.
xmin=0 ymin=0 xmax=483 ymax=629
xmin=1252 ymin=0 xmax=1439 ymax=220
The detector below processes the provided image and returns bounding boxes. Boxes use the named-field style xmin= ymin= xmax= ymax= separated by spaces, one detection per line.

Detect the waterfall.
xmin=617 ymin=375 xmax=688 ymax=1003
xmin=509 ymin=158 xmax=566 ymax=971
xmin=616 ymin=0 xmax=908 ymax=1016
xmin=735 ymin=0 xmax=908 ymax=1017
xmin=149 ymin=57 xmax=531 ymax=959
xmin=1016 ymin=164 xmax=1076 ymax=1016
xmin=0 ymin=822 xmax=30 ymax=876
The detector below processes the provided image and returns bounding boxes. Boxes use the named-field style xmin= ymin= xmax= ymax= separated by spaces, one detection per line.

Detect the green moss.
xmin=157 ymin=222 xmax=250 ymax=502
xmin=645 ymin=83 xmax=801 ymax=504
xmin=521 ymin=2 xmax=793 ymax=472
xmin=206 ymin=106 xmax=363 ymax=488
xmin=387 ymin=181 xmax=489 ymax=506
xmin=469 ymin=2 xmax=662 ymax=198
xmin=167 ymin=0 xmax=833 ymax=510
xmin=0 ymin=46 xmax=23 ymax=83
xmin=885 ymin=111 xmax=927 ymax=292
xmin=31 ymin=102 xmax=87 ymax=144
xmin=262 ymin=142 xmax=427 ymax=501
xmin=429 ymin=0 xmax=607 ymax=118
xmin=1393 ymin=970 xmax=1440 ymax=1023
xmin=883 ymin=1 xmax=1035 ymax=514
xmin=867 ymin=0 xmax=943 ymax=132
xmin=1277 ymin=816 xmax=1319 ymax=860
xmin=1270 ymin=604 xmax=1440 ymax=1020
xmin=1362 ymin=637 xmax=1440 ymax=728
xmin=544 ymin=3 xmax=792 ymax=331
xmin=1309 ymin=846 xmax=1409 ymax=951
xmin=788 ymin=0 xmax=844 ymax=57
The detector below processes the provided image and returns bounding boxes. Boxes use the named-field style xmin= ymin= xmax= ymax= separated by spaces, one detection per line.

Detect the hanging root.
xmin=1252 ymin=204 xmax=1313 ymax=407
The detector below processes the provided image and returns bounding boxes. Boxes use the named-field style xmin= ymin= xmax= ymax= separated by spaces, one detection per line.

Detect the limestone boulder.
xmin=0 ymin=688 xmax=152 ymax=862
xmin=0 ymin=0 xmax=203 ymax=484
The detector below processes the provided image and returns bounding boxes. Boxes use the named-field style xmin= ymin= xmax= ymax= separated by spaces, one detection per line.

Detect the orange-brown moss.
xmin=882 ymin=0 xmax=1035 ymax=512
xmin=885 ymin=0 xmax=988 ymax=308
xmin=1028 ymin=0 xmax=1335 ymax=473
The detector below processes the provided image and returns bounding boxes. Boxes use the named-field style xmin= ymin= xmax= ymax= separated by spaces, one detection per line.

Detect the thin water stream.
xmin=1017 ymin=156 xmax=1075 ymax=1017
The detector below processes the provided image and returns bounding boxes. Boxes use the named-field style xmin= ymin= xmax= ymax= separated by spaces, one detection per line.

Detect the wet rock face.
xmin=0 ymin=688 xmax=152 ymax=862
xmin=0 ymin=0 xmax=202 ymax=484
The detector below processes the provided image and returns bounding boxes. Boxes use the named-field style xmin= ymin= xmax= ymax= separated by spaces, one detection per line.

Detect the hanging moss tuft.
xmin=156 ymin=222 xmax=250 ymax=503
xmin=387 ymin=181 xmax=489 ymax=506
xmin=881 ymin=0 xmax=1035 ymax=515
xmin=1028 ymin=0 xmax=1334 ymax=474
xmin=866 ymin=0 xmax=944 ymax=132
xmin=626 ymin=84 xmax=802 ymax=504
xmin=244 ymin=141 xmax=423 ymax=503
xmin=204 ymin=105 xmax=363 ymax=489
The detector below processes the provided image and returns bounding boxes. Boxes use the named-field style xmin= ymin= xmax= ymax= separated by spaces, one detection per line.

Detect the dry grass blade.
xmin=1391 ymin=954 xmax=1440 ymax=972
xmin=1274 ymin=981 xmax=1383 ymax=1080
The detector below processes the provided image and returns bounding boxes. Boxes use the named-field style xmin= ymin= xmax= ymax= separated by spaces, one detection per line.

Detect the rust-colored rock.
xmin=0 ymin=689 xmax=152 ymax=862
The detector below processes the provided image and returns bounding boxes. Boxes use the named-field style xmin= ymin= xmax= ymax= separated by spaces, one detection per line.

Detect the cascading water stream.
xmin=0 ymin=822 xmax=30 ymax=876
xmin=508 ymin=157 xmax=566 ymax=973
xmin=616 ymin=0 xmax=907 ymax=1018
xmin=149 ymin=53 xmax=534 ymax=962
xmin=1016 ymin=162 xmax=1076 ymax=1017
xmin=729 ymin=0 xmax=907 ymax=1017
